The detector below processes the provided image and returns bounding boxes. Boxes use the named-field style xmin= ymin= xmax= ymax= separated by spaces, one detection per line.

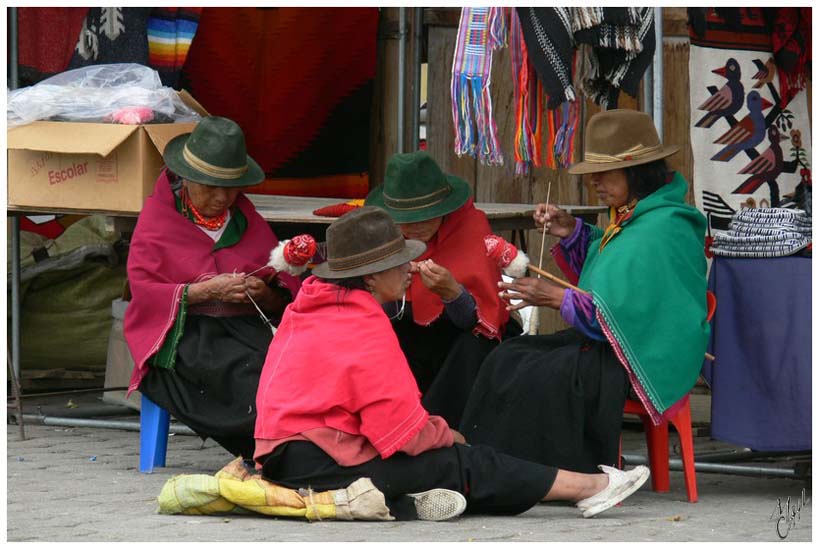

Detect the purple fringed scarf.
xmin=451 ymin=7 xmax=506 ymax=165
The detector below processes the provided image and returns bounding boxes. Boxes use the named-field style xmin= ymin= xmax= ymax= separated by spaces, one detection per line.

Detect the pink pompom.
xmin=110 ymin=107 xmax=154 ymax=125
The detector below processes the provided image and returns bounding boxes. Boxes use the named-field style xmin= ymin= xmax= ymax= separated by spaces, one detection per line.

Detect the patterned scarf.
xmin=451 ymin=7 xmax=507 ymax=165
xmin=769 ymin=7 xmax=812 ymax=108
xmin=147 ymin=7 xmax=203 ymax=88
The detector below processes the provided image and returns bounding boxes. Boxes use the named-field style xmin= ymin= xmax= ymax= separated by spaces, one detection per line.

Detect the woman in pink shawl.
xmin=125 ymin=117 xmax=300 ymax=459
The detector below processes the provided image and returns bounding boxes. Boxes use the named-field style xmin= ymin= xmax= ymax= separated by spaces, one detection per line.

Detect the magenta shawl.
xmin=124 ymin=171 xmax=301 ymax=393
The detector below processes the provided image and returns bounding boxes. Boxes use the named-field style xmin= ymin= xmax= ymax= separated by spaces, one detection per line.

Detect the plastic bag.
xmin=8 ymin=63 xmax=202 ymax=127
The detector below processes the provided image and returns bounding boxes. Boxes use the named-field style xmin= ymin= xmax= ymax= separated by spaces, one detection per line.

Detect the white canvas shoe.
xmin=407 ymin=488 xmax=467 ymax=521
xmin=575 ymin=465 xmax=650 ymax=518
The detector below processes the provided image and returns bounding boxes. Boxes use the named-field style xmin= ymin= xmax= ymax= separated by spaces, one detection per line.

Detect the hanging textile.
xmin=16 ymin=8 xmax=89 ymax=85
xmin=68 ymin=8 xmax=153 ymax=69
xmin=509 ymin=8 xmax=543 ymax=175
xmin=768 ymin=7 xmax=812 ymax=108
xmin=516 ymin=7 xmax=655 ymax=110
xmin=451 ymin=7 xmax=507 ymax=165
xmin=689 ymin=7 xmax=812 ymax=238
xmin=147 ymin=7 xmax=203 ymax=88
xmin=181 ymin=8 xmax=377 ymax=198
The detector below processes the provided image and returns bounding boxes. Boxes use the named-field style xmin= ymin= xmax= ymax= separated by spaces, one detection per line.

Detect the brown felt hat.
xmin=568 ymin=109 xmax=679 ymax=175
xmin=312 ymin=206 xmax=426 ymax=279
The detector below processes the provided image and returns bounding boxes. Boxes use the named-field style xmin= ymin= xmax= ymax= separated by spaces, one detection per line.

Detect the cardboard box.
xmin=8 ymin=91 xmax=208 ymax=214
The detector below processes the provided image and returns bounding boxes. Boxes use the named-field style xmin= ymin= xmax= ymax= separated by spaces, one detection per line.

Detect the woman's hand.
xmin=417 ymin=259 xmax=461 ymax=301
xmin=450 ymin=429 xmax=467 ymax=445
xmin=245 ymin=276 xmax=288 ymax=315
xmin=497 ymin=276 xmax=565 ymax=311
xmin=533 ymin=203 xmax=577 ymax=239
xmin=189 ymin=273 xmax=249 ymax=304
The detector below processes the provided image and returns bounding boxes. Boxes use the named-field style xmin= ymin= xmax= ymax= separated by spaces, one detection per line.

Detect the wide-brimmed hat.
xmin=568 ymin=109 xmax=679 ymax=175
xmin=312 ymin=206 xmax=426 ymax=279
xmin=366 ymin=151 xmax=472 ymax=223
xmin=163 ymin=116 xmax=265 ymax=187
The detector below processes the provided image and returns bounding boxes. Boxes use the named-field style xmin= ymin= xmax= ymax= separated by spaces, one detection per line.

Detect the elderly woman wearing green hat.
xmin=460 ymin=109 xmax=710 ymax=475
xmin=365 ymin=151 xmax=518 ymax=428
xmin=124 ymin=116 xmax=301 ymax=459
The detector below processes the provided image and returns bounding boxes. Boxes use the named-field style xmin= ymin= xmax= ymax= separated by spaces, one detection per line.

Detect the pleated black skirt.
xmin=139 ymin=314 xmax=272 ymax=459
xmin=459 ymin=329 xmax=629 ymax=474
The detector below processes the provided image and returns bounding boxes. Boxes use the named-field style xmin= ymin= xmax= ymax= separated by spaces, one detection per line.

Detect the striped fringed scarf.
xmin=509 ymin=8 xmax=543 ymax=175
xmin=451 ymin=7 xmax=507 ymax=165
xmin=551 ymin=99 xmax=580 ymax=168
xmin=148 ymin=7 xmax=203 ymax=87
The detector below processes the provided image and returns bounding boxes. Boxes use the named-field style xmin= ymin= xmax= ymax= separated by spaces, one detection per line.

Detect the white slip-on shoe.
xmin=575 ymin=465 xmax=650 ymax=518
xmin=407 ymin=488 xmax=467 ymax=521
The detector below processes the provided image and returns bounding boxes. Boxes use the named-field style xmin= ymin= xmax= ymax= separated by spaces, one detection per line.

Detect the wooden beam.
xmin=424 ymin=7 xmax=460 ymax=27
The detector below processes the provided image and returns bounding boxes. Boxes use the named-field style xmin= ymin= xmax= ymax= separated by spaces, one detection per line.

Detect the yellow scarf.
xmin=599 ymin=199 xmax=638 ymax=252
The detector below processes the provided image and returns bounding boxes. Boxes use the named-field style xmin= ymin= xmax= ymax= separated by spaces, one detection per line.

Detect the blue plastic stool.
xmin=139 ymin=394 xmax=170 ymax=473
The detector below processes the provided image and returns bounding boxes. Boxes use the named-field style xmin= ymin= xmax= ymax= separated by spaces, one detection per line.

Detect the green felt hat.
xmin=366 ymin=151 xmax=472 ymax=223
xmin=163 ymin=116 xmax=265 ymax=187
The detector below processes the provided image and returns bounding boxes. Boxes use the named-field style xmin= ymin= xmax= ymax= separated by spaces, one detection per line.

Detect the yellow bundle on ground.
xmin=157 ymin=457 xmax=394 ymax=521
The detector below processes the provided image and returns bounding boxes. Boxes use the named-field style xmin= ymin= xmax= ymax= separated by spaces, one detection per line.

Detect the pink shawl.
xmin=124 ymin=171 xmax=300 ymax=393
xmin=255 ymin=276 xmax=429 ymax=459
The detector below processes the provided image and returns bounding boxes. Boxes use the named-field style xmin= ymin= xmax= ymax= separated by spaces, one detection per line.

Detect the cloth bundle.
xmin=710 ymin=207 xmax=812 ymax=258
xmin=157 ymin=457 xmax=394 ymax=521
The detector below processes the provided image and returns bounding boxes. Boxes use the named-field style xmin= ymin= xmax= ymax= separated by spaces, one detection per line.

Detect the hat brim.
xmin=311 ymin=239 xmax=426 ymax=279
xmin=365 ymin=174 xmax=472 ymax=223
xmin=568 ymin=145 xmax=680 ymax=175
xmin=163 ymin=133 xmax=266 ymax=187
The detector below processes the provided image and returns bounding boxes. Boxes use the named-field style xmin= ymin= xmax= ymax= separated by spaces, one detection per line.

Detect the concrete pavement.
xmin=5 ymin=395 xmax=812 ymax=543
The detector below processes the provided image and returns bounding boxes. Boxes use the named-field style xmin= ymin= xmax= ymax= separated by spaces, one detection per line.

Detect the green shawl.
xmin=577 ymin=172 xmax=709 ymax=424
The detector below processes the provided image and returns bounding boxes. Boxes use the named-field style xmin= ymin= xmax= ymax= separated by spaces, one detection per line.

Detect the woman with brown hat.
xmin=460 ymin=109 xmax=710 ymax=475
xmin=254 ymin=206 xmax=649 ymax=521
xmin=124 ymin=116 xmax=300 ymax=459
xmin=364 ymin=151 xmax=518 ymax=428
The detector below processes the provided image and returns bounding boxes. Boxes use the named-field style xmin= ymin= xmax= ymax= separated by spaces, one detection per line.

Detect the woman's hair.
xmin=316 ymin=275 xmax=369 ymax=305
xmin=623 ymin=159 xmax=670 ymax=201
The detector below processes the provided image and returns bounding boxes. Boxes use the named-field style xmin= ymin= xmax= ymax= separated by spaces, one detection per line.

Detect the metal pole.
xmin=397 ymin=7 xmax=407 ymax=154
xmin=10 ymin=7 xmax=22 ymax=383
xmin=21 ymin=414 xmax=197 ymax=436
xmin=621 ymin=454 xmax=808 ymax=479
xmin=652 ymin=7 xmax=664 ymax=137
xmin=410 ymin=7 xmax=423 ymax=152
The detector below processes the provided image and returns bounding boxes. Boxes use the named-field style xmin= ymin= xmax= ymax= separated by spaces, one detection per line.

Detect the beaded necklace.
xmin=181 ymin=186 xmax=228 ymax=231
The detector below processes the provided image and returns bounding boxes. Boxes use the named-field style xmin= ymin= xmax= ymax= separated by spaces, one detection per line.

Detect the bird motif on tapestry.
xmin=695 ymin=58 xmax=744 ymax=128
xmin=732 ymin=125 xmax=789 ymax=195
xmin=750 ymin=57 xmax=777 ymax=89
xmin=710 ymin=91 xmax=774 ymax=162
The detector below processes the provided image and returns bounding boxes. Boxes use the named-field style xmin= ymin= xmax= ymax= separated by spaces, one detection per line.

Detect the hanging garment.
xmin=147 ymin=7 xmax=203 ymax=88
xmin=181 ymin=7 xmax=377 ymax=197
xmin=16 ymin=8 xmax=89 ymax=85
xmin=68 ymin=8 xmax=152 ymax=68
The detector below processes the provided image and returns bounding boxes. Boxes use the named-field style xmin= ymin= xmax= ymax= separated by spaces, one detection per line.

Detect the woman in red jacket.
xmin=254 ymin=206 xmax=649 ymax=521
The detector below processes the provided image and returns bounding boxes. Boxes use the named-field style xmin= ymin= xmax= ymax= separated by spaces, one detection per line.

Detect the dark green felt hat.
xmin=366 ymin=151 xmax=472 ymax=223
xmin=163 ymin=116 xmax=265 ymax=187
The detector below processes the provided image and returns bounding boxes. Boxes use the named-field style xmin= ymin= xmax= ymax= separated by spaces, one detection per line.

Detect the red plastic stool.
xmin=622 ymin=396 xmax=698 ymax=503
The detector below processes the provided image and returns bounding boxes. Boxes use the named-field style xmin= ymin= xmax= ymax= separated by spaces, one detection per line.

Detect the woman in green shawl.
xmin=460 ymin=110 xmax=710 ymax=474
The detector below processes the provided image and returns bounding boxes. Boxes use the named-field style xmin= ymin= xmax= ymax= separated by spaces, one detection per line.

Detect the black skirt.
xmin=139 ymin=314 xmax=272 ymax=459
xmin=391 ymin=306 xmax=514 ymax=428
xmin=459 ymin=329 xmax=628 ymax=474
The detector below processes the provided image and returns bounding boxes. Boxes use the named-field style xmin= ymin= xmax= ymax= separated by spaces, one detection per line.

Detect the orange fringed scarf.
xmin=407 ymin=199 xmax=509 ymax=340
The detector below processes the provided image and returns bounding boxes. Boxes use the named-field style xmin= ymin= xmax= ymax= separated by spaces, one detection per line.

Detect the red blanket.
xmin=124 ymin=171 xmax=300 ymax=393
xmin=408 ymin=199 xmax=509 ymax=339
xmin=255 ymin=276 xmax=429 ymax=459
